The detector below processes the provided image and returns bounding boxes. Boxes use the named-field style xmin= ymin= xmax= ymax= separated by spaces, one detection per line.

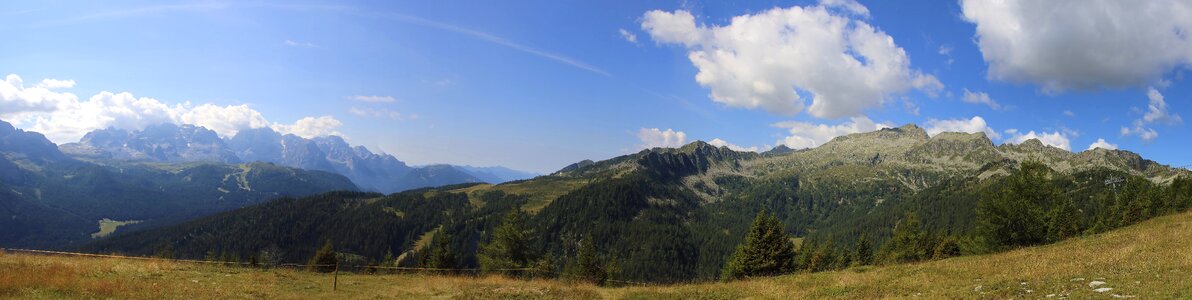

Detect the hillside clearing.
xmin=4 ymin=210 xmax=1192 ymax=299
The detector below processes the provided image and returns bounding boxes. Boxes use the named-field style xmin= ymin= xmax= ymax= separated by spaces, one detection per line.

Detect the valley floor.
xmin=4 ymin=211 xmax=1192 ymax=299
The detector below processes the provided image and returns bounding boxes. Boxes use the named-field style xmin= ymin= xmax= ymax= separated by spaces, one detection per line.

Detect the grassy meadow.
xmin=3 ymin=210 xmax=1192 ymax=299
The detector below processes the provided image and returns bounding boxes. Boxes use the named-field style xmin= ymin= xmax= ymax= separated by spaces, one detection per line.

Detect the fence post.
xmin=333 ymin=263 xmax=339 ymax=291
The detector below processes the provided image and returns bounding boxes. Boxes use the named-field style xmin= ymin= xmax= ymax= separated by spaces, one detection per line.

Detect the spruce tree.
xmin=721 ymin=211 xmax=797 ymax=281
xmin=877 ymin=213 xmax=928 ymax=264
xmin=1046 ymin=197 xmax=1081 ymax=242
xmin=570 ymin=234 xmax=608 ymax=285
xmin=308 ymin=240 xmax=337 ymax=273
xmin=975 ymin=161 xmax=1055 ymax=249
xmin=854 ymin=234 xmax=873 ymax=266
xmin=421 ymin=231 xmax=457 ymax=270
xmin=479 ymin=210 xmax=536 ymax=276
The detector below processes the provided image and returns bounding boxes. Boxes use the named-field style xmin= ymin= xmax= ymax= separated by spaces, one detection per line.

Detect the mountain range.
xmin=0 ymin=119 xmax=358 ymax=248
xmin=84 ymin=124 xmax=1192 ymax=283
xmin=60 ymin=124 xmax=537 ymax=193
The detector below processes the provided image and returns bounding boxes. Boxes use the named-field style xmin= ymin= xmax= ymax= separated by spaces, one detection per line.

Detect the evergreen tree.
xmin=877 ymin=213 xmax=929 ymax=264
xmin=569 ymin=234 xmax=609 ymax=285
xmin=931 ymin=236 xmax=961 ymax=259
xmin=1046 ymin=197 xmax=1081 ymax=242
xmin=976 ymin=161 xmax=1055 ymax=249
xmin=421 ymin=231 xmax=457 ymax=270
xmin=308 ymin=240 xmax=337 ymax=273
xmin=807 ymin=240 xmax=835 ymax=272
xmin=721 ymin=211 xmax=797 ymax=281
xmin=854 ymin=234 xmax=873 ymax=266
xmin=478 ymin=210 xmax=536 ymax=276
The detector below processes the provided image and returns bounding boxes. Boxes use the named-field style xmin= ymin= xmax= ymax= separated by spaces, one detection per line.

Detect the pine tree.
xmin=1046 ymin=197 xmax=1081 ymax=242
xmin=877 ymin=213 xmax=928 ymax=264
xmin=478 ymin=210 xmax=536 ymax=276
xmin=308 ymin=240 xmax=337 ymax=273
xmin=854 ymin=234 xmax=873 ymax=266
xmin=721 ymin=211 xmax=797 ymax=281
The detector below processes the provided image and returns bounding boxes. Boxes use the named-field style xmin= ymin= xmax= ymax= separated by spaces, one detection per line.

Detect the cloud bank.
xmin=1 ymin=74 xmax=342 ymax=143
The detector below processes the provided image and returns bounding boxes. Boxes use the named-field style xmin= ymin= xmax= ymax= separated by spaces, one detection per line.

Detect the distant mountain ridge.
xmin=60 ymin=124 xmax=537 ymax=193
xmin=0 ymin=119 xmax=357 ymax=248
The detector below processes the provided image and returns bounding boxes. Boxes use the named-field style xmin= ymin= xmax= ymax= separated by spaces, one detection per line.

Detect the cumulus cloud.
xmin=3 ymin=73 xmax=342 ymax=143
xmin=773 ymin=116 xmax=891 ymax=149
xmin=1087 ymin=138 xmax=1119 ymax=151
xmin=637 ymin=128 xmax=687 ymax=149
xmin=1005 ymin=129 xmax=1071 ymax=151
xmin=272 ymin=116 xmax=342 ymax=139
xmin=642 ymin=2 xmax=940 ymax=119
xmin=178 ymin=103 xmax=271 ymax=137
xmin=708 ymin=138 xmax=762 ymax=152
xmin=1122 ymin=87 xmax=1182 ymax=142
xmin=618 ymin=28 xmax=638 ymax=44
xmin=1 ymin=74 xmax=80 ymax=118
xmin=961 ymin=0 xmax=1192 ymax=91
xmin=349 ymin=95 xmax=396 ymax=103
xmin=923 ymin=116 xmax=1000 ymax=139
xmin=961 ymin=89 xmax=1001 ymax=110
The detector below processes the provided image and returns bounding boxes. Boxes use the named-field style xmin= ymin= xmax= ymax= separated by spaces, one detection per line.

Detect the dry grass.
xmin=4 ymin=211 xmax=1192 ymax=299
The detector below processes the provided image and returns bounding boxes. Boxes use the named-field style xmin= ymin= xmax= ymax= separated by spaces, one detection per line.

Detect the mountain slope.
xmin=0 ymin=120 xmax=358 ymax=248
xmin=81 ymin=124 xmax=1191 ymax=283
xmin=8 ymin=210 xmax=1192 ymax=298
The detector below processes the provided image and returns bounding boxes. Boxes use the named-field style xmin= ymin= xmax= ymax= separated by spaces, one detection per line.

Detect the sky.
xmin=1 ymin=0 xmax=1189 ymax=173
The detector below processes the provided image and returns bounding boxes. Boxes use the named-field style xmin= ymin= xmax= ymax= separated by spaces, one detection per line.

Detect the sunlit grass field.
xmin=4 ymin=210 xmax=1192 ymax=299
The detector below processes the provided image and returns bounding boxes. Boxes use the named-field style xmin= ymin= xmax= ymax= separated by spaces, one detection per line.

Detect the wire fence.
xmin=0 ymin=247 xmax=651 ymax=287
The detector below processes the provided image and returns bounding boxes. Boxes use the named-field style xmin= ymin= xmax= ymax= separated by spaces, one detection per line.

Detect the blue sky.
xmin=1 ymin=0 xmax=1189 ymax=173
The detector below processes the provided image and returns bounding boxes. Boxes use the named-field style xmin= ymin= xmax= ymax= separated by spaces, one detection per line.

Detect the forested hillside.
xmin=82 ymin=125 xmax=1192 ymax=283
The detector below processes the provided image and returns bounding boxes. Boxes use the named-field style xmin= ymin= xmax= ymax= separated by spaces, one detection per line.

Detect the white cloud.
xmin=1006 ymin=130 xmax=1071 ymax=151
xmin=961 ymin=89 xmax=1001 ymax=110
xmin=708 ymin=138 xmax=761 ymax=152
xmin=272 ymin=116 xmax=342 ymax=139
xmin=1142 ymin=87 xmax=1182 ymax=125
xmin=637 ymin=128 xmax=687 ymax=149
xmin=938 ymin=45 xmax=955 ymax=65
xmin=349 ymin=95 xmax=396 ymax=103
xmin=178 ymin=103 xmax=271 ymax=137
xmin=772 ymin=116 xmax=891 ymax=149
xmin=1063 ymin=110 xmax=1075 ymax=117
xmin=3 ymin=73 xmax=341 ymax=143
xmin=818 ymin=0 xmax=870 ymax=17
xmin=642 ymin=3 xmax=940 ymax=119
xmin=36 ymin=78 xmax=76 ymax=89
xmin=0 ymin=74 xmax=79 ymax=118
xmin=284 ymin=39 xmax=316 ymax=47
xmin=1122 ymin=87 xmax=1182 ymax=142
xmin=960 ymin=0 xmax=1192 ymax=91
xmin=348 ymin=107 xmax=417 ymax=121
xmin=937 ymin=45 xmax=952 ymax=56
xmin=923 ymin=116 xmax=1000 ymax=139
xmin=618 ymin=28 xmax=638 ymax=44
xmin=1087 ymin=138 xmax=1119 ymax=151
